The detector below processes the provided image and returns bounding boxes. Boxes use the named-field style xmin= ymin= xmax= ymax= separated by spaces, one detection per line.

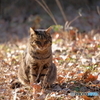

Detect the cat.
xmin=16 ymin=27 xmax=57 ymax=88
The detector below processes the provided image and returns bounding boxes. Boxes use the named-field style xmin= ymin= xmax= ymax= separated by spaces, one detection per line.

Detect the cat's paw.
xmin=10 ymin=80 xmax=22 ymax=89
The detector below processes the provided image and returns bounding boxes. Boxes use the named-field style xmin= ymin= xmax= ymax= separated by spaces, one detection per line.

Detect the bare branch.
xmin=97 ymin=6 xmax=100 ymax=15
xmin=35 ymin=0 xmax=57 ymax=25
xmin=55 ymin=0 xmax=67 ymax=22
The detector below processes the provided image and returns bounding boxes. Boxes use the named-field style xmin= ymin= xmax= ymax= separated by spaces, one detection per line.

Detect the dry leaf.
xmin=85 ymin=74 xmax=98 ymax=82
xmin=81 ymin=95 xmax=92 ymax=100
xmin=57 ymin=75 xmax=66 ymax=84
xmin=32 ymin=83 xmax=42 ymax=93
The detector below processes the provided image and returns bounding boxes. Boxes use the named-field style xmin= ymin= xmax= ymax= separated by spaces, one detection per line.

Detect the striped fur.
xmin=18 ymin=27 xmax=57 ymax=87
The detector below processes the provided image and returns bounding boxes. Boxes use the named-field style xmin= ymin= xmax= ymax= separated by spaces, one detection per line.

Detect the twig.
xmin=42 ymin=0 xmax=56 ymax=22
xmin=13 ymin=89 xmax=19 ymax=100
xmin=64 ymin=9 xmax=82 ymax=30
xmin=66 ymin=15 xmax=80 ymax=30
xmin=64 ymin=21 xmax=69 ymax=30
xmin=35 ymin=0 xmax=57 ymax=25
xmin=97 ymin=6 xmax=100 ymax=15
xmin=55 ymin=0 xmax=67 ymax=22
xmin=64 ymin=13 xmax=82 ymax=31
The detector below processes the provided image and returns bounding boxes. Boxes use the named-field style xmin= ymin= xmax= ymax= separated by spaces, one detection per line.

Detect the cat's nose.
xmin=41 ymin=43 xmax=45 ymax=47
xmin=36 ymin=79 xmax=40 ymax=83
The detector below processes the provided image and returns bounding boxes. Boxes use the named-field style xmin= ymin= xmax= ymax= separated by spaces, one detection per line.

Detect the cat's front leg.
xmin=29 ymin=65 xmax=37 ymax=85
xmin=39 ymin=65 xmax=49 ymax=86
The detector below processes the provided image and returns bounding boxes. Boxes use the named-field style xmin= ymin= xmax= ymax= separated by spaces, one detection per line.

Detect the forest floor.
xmin=0 ymin=27 xmax=100 ymax=100
xmin=0 ymin=2 xmax=100 ymax=100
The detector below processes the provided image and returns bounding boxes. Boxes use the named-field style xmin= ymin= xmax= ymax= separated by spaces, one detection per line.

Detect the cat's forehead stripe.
xmin=34 ymin=30 xmax=46 ymax=35
xmin=34 ymin=29 xmax=50 ymax=39
xmin=34 ymin=29 xmax=45 ymax=31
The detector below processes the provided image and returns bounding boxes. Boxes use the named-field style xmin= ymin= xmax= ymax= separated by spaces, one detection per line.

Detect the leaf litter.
xmin=0 ymin=27 xmax=100 ymax=100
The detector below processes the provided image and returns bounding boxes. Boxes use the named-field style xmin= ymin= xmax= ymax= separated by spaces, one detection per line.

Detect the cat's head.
xmin=29 ymin=27 xmax=52 ymax=51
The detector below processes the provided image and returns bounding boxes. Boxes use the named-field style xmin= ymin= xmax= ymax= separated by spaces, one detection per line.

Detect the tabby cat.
xmin=18 ymin=27 xmax=57 ymax=87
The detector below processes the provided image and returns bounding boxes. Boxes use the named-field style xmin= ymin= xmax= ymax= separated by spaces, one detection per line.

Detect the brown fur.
xmin=18 ymin=27 xmax=57 ymax=87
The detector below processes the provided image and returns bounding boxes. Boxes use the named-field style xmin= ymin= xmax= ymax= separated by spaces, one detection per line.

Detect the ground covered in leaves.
xmin=0 ymin=27 xmax=100 ymax=100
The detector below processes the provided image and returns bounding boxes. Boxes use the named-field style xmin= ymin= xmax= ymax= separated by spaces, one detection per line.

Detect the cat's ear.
xmin=30 ymin=27 xmax=35 ymax=36
xmin=45 ymin=27 xmax=52 ymax=34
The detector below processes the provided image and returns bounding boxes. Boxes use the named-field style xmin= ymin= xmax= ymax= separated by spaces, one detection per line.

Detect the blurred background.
xmin=0 ymin=0 xmax=100 ymax=43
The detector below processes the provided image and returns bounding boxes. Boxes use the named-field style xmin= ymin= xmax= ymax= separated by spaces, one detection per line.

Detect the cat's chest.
xmin=26 ymin=54 xmax=51 ymax=65
xmin=32 ymin=58 xmax=51 ymax=67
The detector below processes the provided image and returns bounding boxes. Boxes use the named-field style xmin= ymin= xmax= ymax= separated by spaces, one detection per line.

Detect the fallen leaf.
xmin=81 ymin=95 xmax=92 ymax=100
xmin=85 ymin=74 xmax=98 ymax=82
xmin=57 ymin=75 xmax=66 ymax=84
xmin=32 ymin=83 xmax=42 ymax=93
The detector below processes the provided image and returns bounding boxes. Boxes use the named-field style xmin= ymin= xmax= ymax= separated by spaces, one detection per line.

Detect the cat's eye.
xmin=35 ymin=41 xmax=41 ymax=45
xmin=44 ymin=40 xmax=49 ymax=44
xmin=31 ymin=41 xmax=34 ymax=44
